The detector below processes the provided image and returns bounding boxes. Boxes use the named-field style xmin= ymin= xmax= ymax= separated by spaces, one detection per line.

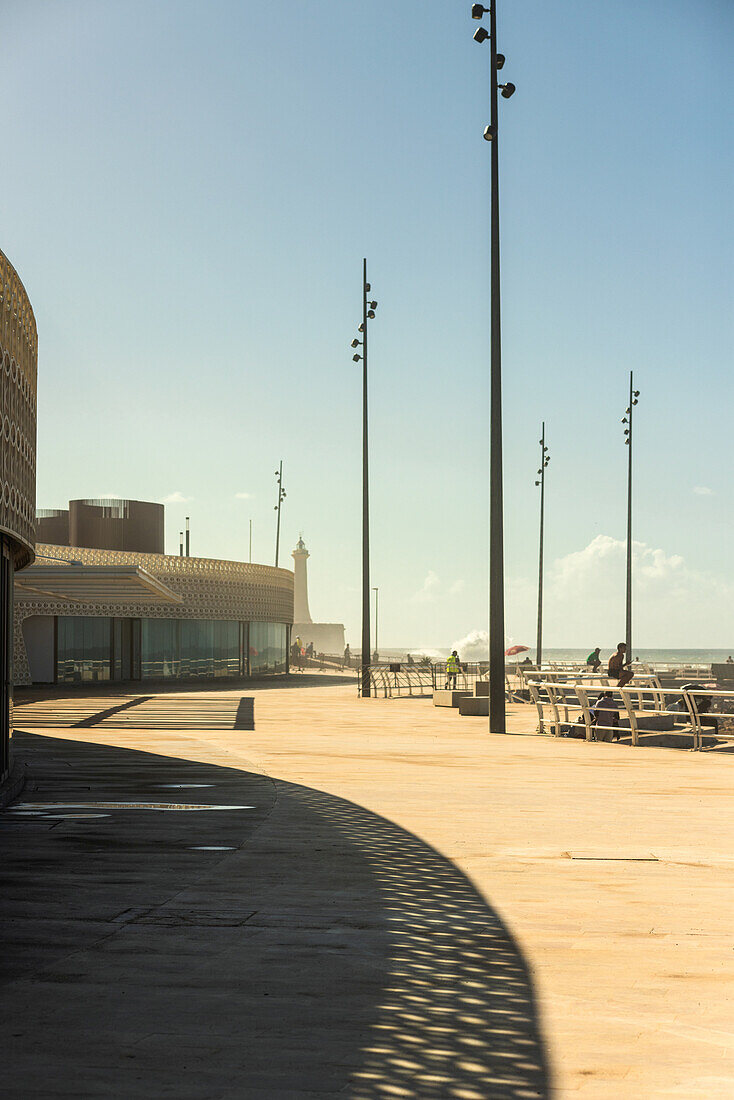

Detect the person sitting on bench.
xmin=608 ymin=642 xmax=633 ymax=688
xmin=591 ymin=691 xmax=620 ymax=742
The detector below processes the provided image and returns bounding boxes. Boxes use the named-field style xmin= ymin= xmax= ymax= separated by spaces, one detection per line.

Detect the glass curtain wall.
xmin=55 ymin=617 xmax=288 ymax=682
xmin=180 ymin=620 xmax=239 ymax=679
xmin=56 ymin=617 xmax=112 ymax=683
xmin=249 ymin=622 xmax=287 ymax=674
xmin=141 ymin=619 xmax=179 ymax=679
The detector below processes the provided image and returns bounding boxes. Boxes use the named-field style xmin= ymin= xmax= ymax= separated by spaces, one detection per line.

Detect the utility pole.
xmin=622 ymin=373 xmax=640 ymax=662
xmin=351 ymin=261 xmax=378 ymax=696
xmin=373 ymin=586 xmax=379 ymax=658
xmin=274 ymin=461 xmax=286 ymax=567
xmin=179 ymin=531 xmax=183 ymax=557
xmin=535 ymin=424 xmax=550 ymax=666
xmin=249 ymin=519 xmax=252 ymax=564
xmin=472 ymin=2 xmax=516 ymax=732
xmin=185 ymin=516 xmax=190 ymax=557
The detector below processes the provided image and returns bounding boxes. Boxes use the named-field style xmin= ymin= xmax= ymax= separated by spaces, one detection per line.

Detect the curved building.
xmin=0 ymin=247 xmax=38 ymax=784
xmin=15 ymin=543 xmax=293 ymax=685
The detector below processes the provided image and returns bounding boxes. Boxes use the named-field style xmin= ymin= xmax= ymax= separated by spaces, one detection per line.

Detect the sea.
xmin=376 ymin=648 xmax=734 ymax=666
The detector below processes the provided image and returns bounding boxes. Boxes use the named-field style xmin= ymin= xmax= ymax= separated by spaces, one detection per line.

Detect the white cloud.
xmin=504 ymin=533 xmax=734 ymax=647
xmin=412 ymin=570 xmax=440 ymax=604
xmin=448 ymin=579 xmax=466 ymax=596
xmin=693 ymin=486 xmax=714 ymax=496
xmin=162 ymin=491 xmax=192 ymax=504
xmin=234 ymin=491 xmax=253 ymax=500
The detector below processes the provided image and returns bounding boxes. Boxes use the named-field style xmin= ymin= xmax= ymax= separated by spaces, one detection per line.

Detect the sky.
xmin=2 ymin=0 xmax=733 ymax=649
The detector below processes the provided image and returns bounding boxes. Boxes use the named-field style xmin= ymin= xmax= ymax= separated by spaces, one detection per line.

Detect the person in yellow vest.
xmin=445 ymin=650 xmax=461 ymax=690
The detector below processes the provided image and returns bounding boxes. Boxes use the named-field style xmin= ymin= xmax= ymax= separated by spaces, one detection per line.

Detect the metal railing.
xmin=525 ymin=678 xmax=734 ymax=750
xmin=357 ymin=662 xmax=490 ymax=699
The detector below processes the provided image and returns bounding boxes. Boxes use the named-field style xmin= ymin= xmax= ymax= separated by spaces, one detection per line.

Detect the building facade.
xmin=0 ymin=247 xmax=38 ymax=784
xmin=15 ymin=542 xmax=294 ymax=686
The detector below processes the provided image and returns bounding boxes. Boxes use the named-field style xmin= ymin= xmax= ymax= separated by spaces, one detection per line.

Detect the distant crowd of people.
xmin=289 ymin=635 xmax=315 ymax=670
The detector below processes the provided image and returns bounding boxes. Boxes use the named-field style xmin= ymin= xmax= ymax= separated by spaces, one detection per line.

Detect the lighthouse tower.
xmin=292 ymin=536 xmax=312 ymax=624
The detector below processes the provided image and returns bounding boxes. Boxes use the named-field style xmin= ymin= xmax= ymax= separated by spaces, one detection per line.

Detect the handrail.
xmin=526 ymin=679 xmax=708 ymax=747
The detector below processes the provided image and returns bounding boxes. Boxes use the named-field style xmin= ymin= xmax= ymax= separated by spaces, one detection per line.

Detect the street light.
xmin=274 ymin=461 xmax=286 ymax=567
xmin=534 ymin=424 xmax=550 ymax=666
xmin=472 ymin=1 xmax=516 ymax=733
xmin=351 ymin=259 xmax=378 ymax=697
xmin=623 ymin=373 xmax=640 ymax=665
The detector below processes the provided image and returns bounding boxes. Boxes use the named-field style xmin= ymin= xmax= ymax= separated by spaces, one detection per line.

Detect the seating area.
xmin=426 ymin=660 xmax=734 ymax=751
xmin=525 ymin=675 xmax=734 ymax=751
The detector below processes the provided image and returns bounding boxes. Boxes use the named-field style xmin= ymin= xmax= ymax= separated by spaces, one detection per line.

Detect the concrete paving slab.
xmin=5 ymin=680 xmax=734 ymax=1096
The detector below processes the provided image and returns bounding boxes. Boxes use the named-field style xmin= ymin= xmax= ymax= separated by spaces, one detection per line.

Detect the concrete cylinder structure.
xmin=36 ymin=509 xmax=70 ymax=546
xmin=69 ymin=499 xmax=164 ymax=554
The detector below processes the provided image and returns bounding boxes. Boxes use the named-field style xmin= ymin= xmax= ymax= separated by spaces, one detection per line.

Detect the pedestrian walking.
xmin=445 ymin=650 xmax=461 ymax=690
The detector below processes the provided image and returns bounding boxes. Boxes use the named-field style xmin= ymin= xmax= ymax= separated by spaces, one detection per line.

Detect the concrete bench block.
xmin=433 ymin=690 xmax=471 ymax=708
xmin=459 ymin=696 xmax=489 ymax=717
xmin=619 ymin=714 xmax=675 ymax=732
xmin=475 ymin=681 xmax=489 ymax=696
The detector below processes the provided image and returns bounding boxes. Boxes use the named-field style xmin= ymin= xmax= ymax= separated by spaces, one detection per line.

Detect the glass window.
xmin=141 ymin=619 xmax=179 ymax=679
xmin=249 ymin=622 xmax=287 ymax=675
xmin=180 ymin=620 xmax=239 ymax=679
xmin=56 ymin=617 xmax=112 ymax=683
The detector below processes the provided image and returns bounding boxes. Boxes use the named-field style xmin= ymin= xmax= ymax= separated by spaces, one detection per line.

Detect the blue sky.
xmin=2 ymin=0 xmax=732 ymax=648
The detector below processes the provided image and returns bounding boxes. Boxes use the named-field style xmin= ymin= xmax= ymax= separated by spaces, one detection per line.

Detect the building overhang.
xmin=14 ymin=565 xmax=183 ymax=606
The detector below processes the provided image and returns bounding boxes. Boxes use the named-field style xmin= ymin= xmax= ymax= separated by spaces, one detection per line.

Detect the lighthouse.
xmin=292 ymin=536 xmax=312 ymax=624
xmin=290 ymin=537 xmax=345 ymax=655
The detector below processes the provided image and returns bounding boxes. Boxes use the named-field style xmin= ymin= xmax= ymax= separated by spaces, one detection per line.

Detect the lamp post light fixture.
xmin=534 ymin=424 xmax=550 ymax=666
xmin=351 ymin=259 xmax=378 ymax=697
xmin=472 ymin=0 xmax=516 ymax=733
xmin=622 ymin=373 xmax=640 ymax=665
xmin=274 ymin=460 xmax=286 ymax=567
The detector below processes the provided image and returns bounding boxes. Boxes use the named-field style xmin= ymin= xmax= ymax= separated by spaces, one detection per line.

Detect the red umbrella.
xmin=505 ymin=644 xmax=530 ymax=656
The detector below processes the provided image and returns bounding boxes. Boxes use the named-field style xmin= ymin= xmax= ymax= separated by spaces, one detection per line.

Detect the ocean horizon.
xmin=374 ymin=647 xmax=734 ymax=665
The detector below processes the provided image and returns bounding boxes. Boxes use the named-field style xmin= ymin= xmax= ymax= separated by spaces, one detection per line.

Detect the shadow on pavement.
xmin=1 ymin=733 xmax=550 ymax=1098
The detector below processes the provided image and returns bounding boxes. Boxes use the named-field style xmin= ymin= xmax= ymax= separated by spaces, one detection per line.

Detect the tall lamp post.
xmin=622 ymin=373 xmax=640 ymax=663
xmin=472 ymin=2 xmax=515 ymax=733
xmin=373 ymin=586 xmax=379 ymax=659
xmin=534 ymin=424 xmax=550 ymax=666
xmin=351 ymin=259 xmax=378 ymax=696
xmin=274 ymin=461 xmax=286 ymax=567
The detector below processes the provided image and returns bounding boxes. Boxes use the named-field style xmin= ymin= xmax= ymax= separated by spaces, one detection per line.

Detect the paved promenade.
xmin=3 ymin=678 xmax=734 ymax=1097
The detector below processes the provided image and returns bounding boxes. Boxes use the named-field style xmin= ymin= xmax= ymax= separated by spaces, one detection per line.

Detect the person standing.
xmin=343 ymin=643 xmax=351 ymax=669
xmin=445 ymin=650 xmax=461 ymax=690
